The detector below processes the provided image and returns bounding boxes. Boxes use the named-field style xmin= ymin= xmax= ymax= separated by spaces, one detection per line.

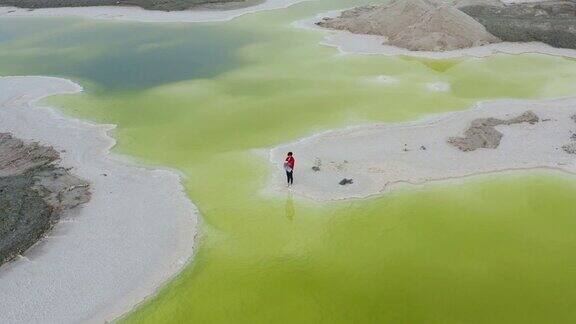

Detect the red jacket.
xmin=285 ymin=156 xmax=295 ymax=169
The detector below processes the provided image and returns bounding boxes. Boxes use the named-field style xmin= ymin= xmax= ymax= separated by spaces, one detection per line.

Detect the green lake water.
xmin=2 ymin=0 xmax=576 ymax=322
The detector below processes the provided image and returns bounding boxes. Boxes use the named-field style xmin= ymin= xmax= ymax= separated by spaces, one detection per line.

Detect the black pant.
xmin=286 ymin=171 xmax=293 ymax=184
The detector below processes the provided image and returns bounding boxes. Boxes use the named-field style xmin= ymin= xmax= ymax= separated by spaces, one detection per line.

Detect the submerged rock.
xmin=460 ymin=0 xmax=576 ymax=49
xmin=316 ymin=0 xmax=500 ymax=51
xmin=0 ymin=133 xmax=90 ymax=266
xmin=448 ymin=111 xmax=539 ymax=151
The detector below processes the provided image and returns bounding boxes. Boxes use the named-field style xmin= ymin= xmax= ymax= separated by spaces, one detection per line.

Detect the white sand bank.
xmin=0 ymin=0 xmax=310 ymax=23
xmin=0 ymin=76 xmax=198 ymax=323
xmin=295 ymin=10 xmax=576 ymax=59
xmin=268 ymin=97 xmax=576 ymax=201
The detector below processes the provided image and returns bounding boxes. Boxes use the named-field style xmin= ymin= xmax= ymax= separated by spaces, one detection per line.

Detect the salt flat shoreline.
xmin=0 ymin=76 xmax=199 ymax=323
xmin=0 ymin=0 xmax=311 ymax=23
xmin=295 ymin=9 xmax=576 ymax=59
xmin=267 ymin=96 xmax=576 ymax=201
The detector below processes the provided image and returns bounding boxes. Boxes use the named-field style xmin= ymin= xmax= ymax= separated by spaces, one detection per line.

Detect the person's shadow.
xmin=285 ymin=193 xmax=295 ymax=221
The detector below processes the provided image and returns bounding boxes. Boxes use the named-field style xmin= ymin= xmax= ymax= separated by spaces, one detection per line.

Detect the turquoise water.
xmin=1 ymin=1 xmax=576 ymax=322
xmin=0 ymin=18 xmax=252 ymax=90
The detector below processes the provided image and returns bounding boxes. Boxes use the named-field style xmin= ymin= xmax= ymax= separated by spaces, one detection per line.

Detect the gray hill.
xmin=460 ymin=0 xmax=576 ymax=49
xmin=316 ymin=0 xmax=501 ymax=51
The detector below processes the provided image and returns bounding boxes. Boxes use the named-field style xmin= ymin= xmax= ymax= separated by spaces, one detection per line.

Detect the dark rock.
xmin=339 ymin=178 xmax=353 ymax=185
xmin=316 ymin=0 xmax=500 ymax=52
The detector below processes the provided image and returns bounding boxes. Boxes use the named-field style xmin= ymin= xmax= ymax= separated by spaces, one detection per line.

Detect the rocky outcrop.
xmin=448 ymin=111 xmax=539 ymax=151
xmin=316 ymin=0 xmax=501 ymax=51
xmin=0 ymin=0 xmax=251 ymax=11
xmin=0 ymin=133 xmax=90 ymax=266
xmin=459 ymin=0 xmax=576 ymax=49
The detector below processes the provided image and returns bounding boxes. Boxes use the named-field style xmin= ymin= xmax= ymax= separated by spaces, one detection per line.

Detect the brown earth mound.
xmin=316 ymin=0 xmax=501 ymax=51
xmin=448 ymin=111 xmax=539 ymax=151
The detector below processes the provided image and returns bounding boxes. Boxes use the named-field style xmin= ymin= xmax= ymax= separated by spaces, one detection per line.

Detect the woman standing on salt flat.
xmin=284 ymin=152 xmax=295 ymax=187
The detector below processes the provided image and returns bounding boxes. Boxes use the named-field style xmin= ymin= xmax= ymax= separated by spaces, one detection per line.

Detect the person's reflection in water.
xmin=285 ymin=193 xmax=295 ymax=221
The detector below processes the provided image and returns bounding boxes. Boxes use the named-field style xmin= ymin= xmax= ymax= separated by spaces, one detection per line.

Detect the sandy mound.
xmin=448 ymin=111 xmax=539 ymax=151
xmin=316 ymin=0 xmax=501 ymax=51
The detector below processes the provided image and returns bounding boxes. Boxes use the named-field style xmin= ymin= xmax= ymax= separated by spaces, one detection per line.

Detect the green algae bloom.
xmin=2 ymin=0 xmax=576 ymax=322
